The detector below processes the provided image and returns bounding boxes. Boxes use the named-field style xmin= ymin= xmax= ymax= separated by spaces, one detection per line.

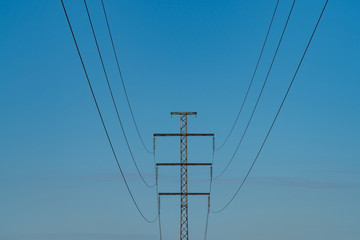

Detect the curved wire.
xmin=83 ymin=0 xmax=155 ymax=188
xmin=211 ymin=0 xmax=328 ymax=213
xmin=215 ymin=0 xmax=280 ymax=151
xmin=60 ymin=0 xmax=158 ymax=222
xmin=213 ymin=0 xmax=296 ymax=179
xmin=100 ymin=0 xmax=153 ymax=154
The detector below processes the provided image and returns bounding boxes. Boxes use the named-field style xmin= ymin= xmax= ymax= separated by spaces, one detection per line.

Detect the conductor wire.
xmin=61 ymin=0 xmax=157 ymax=222
xmin=216 ymin=0 xmax=280 ymax=151
xmin=211 ymin=0 xmax=328 ymax=213
xmin=83 ymin=0 xmax=155 ymax=188
xmin=214 ymin=0 xmax=296 ymax=179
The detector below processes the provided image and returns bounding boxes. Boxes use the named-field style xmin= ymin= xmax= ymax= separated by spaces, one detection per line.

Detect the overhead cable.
xmin=203 ymin=141 xmax=215 ymax=240
xmin=83 ymin=0 xmax=155 ymax=188
xmin=211 ymin=0 xmax=328 ymax=213
xmin=216 ymin=0 xmax=280 ymax=151
xmin=60 ymin=0 xmax=157 ymax=222
xmin=214 ymin=0 xmax=296 ymax=179
xmin=101 ymin=0 xmax=153 ymax=154
xmin=154 ymin=139 xmax=163 ymax=240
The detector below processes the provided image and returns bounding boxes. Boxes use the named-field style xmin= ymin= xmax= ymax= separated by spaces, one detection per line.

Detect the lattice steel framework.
xmin=179 ymin=114 xmax=189 ymax=240
xmin=154 ymin=112 xmax=214 ymax=240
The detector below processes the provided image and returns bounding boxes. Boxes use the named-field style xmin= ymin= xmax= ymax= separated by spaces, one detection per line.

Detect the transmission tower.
xmin=154 ymin=112 xmax=214 ymax=240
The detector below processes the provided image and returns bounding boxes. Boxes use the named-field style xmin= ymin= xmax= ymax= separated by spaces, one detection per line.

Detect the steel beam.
xmin=159 ymin=193 xmax=210 ymax=196
xmin=154 ymin=133 xmax=214 ymax=137
xmin=171 ymin=112 xmax=197 ymax=115
xmin=157 ymin=163 xmax=212 ymax=166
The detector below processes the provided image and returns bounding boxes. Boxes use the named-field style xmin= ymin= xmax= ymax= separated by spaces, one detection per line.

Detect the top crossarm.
xmin=154 ymin=133 xmax=214 ymax=137
xmin=171 ymin=112 xmax=197 ymax=116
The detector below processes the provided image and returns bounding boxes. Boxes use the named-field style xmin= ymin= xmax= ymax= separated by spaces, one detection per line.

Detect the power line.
xmin=204 ymin=143 xmax=215 ymax=240
xmin=211 ymin=0 xmax=328 ymax=214
xmin=101 ymin=0 xmax=153 ymax=154
xmin=215 ymin=0 xmax=280 ymax=151
xmin=204 ymin=197 xmax=210 ymax=240
xmin=213 ymin=0 xmax=296 ymax=179
xmin=154 ymin=139 xmax=163 ymax=240
xmin=83 ymin=0 xmax=155 ymax=188
xmin=60 ymin=0 xmax=157 ymax=223
xmin=157 ymin=195 xmax=162 ymax=240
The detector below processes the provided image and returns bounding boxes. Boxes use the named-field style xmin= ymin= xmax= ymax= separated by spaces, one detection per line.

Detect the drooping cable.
xmin=100 ymin=0 xmax=153 ymax=154
xmin=216 ymin=0 xmax=280 ymax=151
xmin=154 ymin=137 xmax=163 ymax=240
xmin=83 ymin=0 xmax=155 ymax=188
xmin=204 ymin=138 xmax=215 ymax=240
xmin=211 ymin=0 xmax=328 ymax=213
xmin=60 ymin=0 xmax=157 ymax=222
xmin=213 ymin=0 xmax=296 ymax=179
xmin=204 ymin=195 xmax=211 ymax=240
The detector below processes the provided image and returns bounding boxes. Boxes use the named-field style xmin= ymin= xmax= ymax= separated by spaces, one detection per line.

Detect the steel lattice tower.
xmin=179 ymin=113 xmax=189 ymax=240
xmin=154 ymin=112 xmax=214 ymax=240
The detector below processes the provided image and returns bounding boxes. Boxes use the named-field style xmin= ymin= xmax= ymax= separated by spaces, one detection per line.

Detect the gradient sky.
xmin=1 ymin=0 xmax=359 ymax=239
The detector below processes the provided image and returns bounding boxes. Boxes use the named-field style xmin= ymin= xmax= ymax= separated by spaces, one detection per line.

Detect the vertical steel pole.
xmin=180 ymin=114 xmax=189 ymax=240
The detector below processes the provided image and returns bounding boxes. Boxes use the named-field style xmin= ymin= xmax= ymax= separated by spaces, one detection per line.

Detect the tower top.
xmin=171 ymin=112 xmax=197 ymax=116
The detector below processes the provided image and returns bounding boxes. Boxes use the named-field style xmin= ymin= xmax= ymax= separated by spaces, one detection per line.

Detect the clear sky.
xmin=1 ymin=0 xmax=359 ymax=239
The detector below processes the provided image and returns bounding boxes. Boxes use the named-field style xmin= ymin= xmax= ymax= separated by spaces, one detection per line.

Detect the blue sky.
xmin=0 ymin=0 xmax=359 ymax=239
